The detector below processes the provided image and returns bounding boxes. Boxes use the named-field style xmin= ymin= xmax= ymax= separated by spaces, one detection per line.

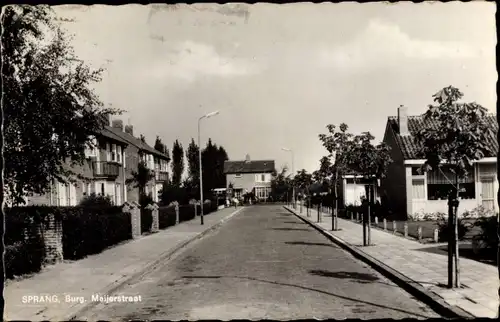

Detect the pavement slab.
xmin=290 ymin=205 xmax=498 ymax=319
xmin=4 ymin=206 xmax=243 ymax=321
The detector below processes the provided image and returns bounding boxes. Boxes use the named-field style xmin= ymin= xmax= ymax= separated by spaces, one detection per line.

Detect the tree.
xmin=319 ymin=123 xmax=355 ymax=230
xmin=271 ymin=166 xmax=292 ymax=201
xmin=347 ymin=131 xmax=392 ymax=246
xmin=201 ymin=139 xmax=228 ymax=198
xmin=414 ymin=86 xmax=493 ymax=289
xmin=2 ymin=5 xmax=119 ymax=205
xmin=154 ymin=136 xmax=164 ymax=152
xmin=293 ymin=169 xmax=313 ymax=200
xmin=126 ymin=160 xmax=154 ymax=204
xmin=186 ymin=138 xmax=200 ymax=185
xmin=171 ymin=140 xmax=184 ymax=187
xmin=163 ymin=146 xmax=171 ymax=165
xmin=215 ymin=146 xmax=229 ymax=189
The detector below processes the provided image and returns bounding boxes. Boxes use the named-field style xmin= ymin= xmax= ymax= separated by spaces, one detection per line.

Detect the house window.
xmin=123 ymin=150 xmax=126 ymax=168
xmin=111 ymin=144 xmax=117 ymax=162
xmin=412 ymin=179 xmax=426 ymax=200
xmin=106 ymin=143 xmax=111 ymax=161
xmin=117 ymin=146 xmax=122 ymax=163
xmin=426 ymin=166 xmax=475 ymax=200
xmin=235 ymin=174 xmax=242 ymax=178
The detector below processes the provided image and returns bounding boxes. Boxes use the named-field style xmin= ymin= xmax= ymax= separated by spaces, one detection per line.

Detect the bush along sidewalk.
xmin=4 ymin=199 xmax=223 ymax=280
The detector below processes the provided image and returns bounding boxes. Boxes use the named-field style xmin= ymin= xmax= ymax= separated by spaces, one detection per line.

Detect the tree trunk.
xmin=454 ymin=175 xmax=460 ymax=288
xmin=447 ymin=191 xmax=454 ymax=288
xmin=333 ymin=173 xmax=339 ymax=231
xmin=368 ymin=183 xmax=375 ymax=246
xmin=363 ymin=185 xmax=368 ymax=246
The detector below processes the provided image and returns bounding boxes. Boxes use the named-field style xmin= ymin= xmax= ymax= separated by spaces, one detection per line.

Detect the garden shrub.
xmin=139 ymin=193 xmax=154 ymax=209
xmin=437 ymin=211 xmax=474 ymax=242
xmin=79 ymin=193 xmax=114 ymax=207
xmin=473 ymin=215 xmax=497 ymax=252
xmin=141 ymin=208 xmax=153 ymax=234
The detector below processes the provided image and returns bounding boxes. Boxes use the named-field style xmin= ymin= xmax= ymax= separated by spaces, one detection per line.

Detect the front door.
xmin=481 ymin=177 xmax=495 ymax=211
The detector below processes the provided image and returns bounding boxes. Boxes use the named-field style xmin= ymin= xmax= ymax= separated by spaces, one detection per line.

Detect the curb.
xmin=284 ymin=206 xmax=476 ymax=320
xmin=66 ymin=207 xmax=244 ymax=320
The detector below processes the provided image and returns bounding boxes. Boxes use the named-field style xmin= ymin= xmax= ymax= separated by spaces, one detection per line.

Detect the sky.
xmin=52 ymin=2 xmax=497 ymax=175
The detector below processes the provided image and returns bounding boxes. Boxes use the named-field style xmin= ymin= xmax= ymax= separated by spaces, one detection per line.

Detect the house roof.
xmin=387 ymin=113 xmax=498 ymax=160
xmin=224 ymin=160 xmax=275 ymax=174
xmin=99 ymin=126 xmax=130 ymax=145
xmin=106 ymin=126 xmax=170 ymax=160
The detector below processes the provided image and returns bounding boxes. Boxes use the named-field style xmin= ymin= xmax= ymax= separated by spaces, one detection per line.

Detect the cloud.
xmin=318 ymin=19 xmax=486 ymax=70
xmin=147 ymin=41 xmax=260 ymax=82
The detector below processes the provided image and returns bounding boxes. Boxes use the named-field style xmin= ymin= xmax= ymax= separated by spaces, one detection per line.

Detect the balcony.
xmin=92 ymin=161 xmax=120 ymax=178
xmin=155 ymin=171 xmax=169 ymax=182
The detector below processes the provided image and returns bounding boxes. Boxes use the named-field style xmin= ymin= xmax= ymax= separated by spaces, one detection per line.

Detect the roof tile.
xmin=224 ymin=160 xmax=275 ymax=174
xmin=388 ymin=113 xmax=498 ymax=160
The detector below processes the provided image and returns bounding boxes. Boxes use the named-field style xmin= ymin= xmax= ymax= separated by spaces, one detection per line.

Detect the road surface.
xmin=77 ymin=205 xmax=440 ymax=320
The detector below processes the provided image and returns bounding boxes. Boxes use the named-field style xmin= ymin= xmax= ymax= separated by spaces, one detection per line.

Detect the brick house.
xmin=224 ymin=155 xmax=275 ymax=200
xmin=380 ymin=105 xmax=498 ymax=219
xmin=26 ymin=124 xmax=129 ymax=206
xmin=109 ymin=120 xmax=170 ymax=203
xmin=26 ymin=118 xmax=170 ymax=206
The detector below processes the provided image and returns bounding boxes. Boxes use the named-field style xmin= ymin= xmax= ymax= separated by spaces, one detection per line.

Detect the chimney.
xmin=112 ymin=120 xmax=124 ymax=131
xmin=245 ymin=154 xmax=250 ymax=162
xmin=397 ymin=105 xmax=409 ymax=136
xmin=124 ymin=125 xmax=134 ymax=136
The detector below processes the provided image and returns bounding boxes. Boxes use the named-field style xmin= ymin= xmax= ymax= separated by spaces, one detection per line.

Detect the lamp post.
xmin=282 ymin=147 xmax=295 ymax=209
xmin=198 ymin=110 xmax=220 ymax=225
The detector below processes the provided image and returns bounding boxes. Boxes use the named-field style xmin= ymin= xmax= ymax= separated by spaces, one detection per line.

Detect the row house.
xmin=26 ymin=123 xmax=129 ymax=206
xmin=224 ymin=154 xmax=275 ymax=200
xmin=109 ymin=120 xmax=170 ymax=203
xmin=26 ymin=117 xmax=170 ymax=206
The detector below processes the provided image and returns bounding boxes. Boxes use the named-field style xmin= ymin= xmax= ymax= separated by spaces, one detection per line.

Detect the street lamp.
xmin=282 ymin=147 xmax=295 ymax=209
xmin=198 ymin=110 xmax=220 ymax=225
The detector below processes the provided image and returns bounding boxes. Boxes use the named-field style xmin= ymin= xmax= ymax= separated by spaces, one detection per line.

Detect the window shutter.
xmin=123 ymin=150 xmax=126 ymax=168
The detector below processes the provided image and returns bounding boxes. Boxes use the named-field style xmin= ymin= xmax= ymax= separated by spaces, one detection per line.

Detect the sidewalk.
xmin=287 ymin=206 xmax=498 ymax=319
xmin=4 ymin=206 xmax=244 ymax=321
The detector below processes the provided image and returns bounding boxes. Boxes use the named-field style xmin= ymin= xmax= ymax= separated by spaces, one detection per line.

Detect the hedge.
xmin=5 ymin=239 xmax=45 ymax=279
xmin=158 ymin=206 xmax=177 ymax=229
xmin=5 ymin=206 xmax=54 ymax=278
xmin=141 ymin=208 xmax=153 ymax=234
xmin=62 ymin=206 xmax=132 ymax=260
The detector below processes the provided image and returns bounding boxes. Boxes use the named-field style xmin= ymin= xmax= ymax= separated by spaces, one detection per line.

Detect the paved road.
xmin=77 ymin=206 xmax=440 ymax=320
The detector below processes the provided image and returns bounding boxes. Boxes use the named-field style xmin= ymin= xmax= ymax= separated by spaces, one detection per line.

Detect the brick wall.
xmin=42 ymin=213 xmax=63 ymax=264
xmin=380 ymin=123 xmax=407 ymax=218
